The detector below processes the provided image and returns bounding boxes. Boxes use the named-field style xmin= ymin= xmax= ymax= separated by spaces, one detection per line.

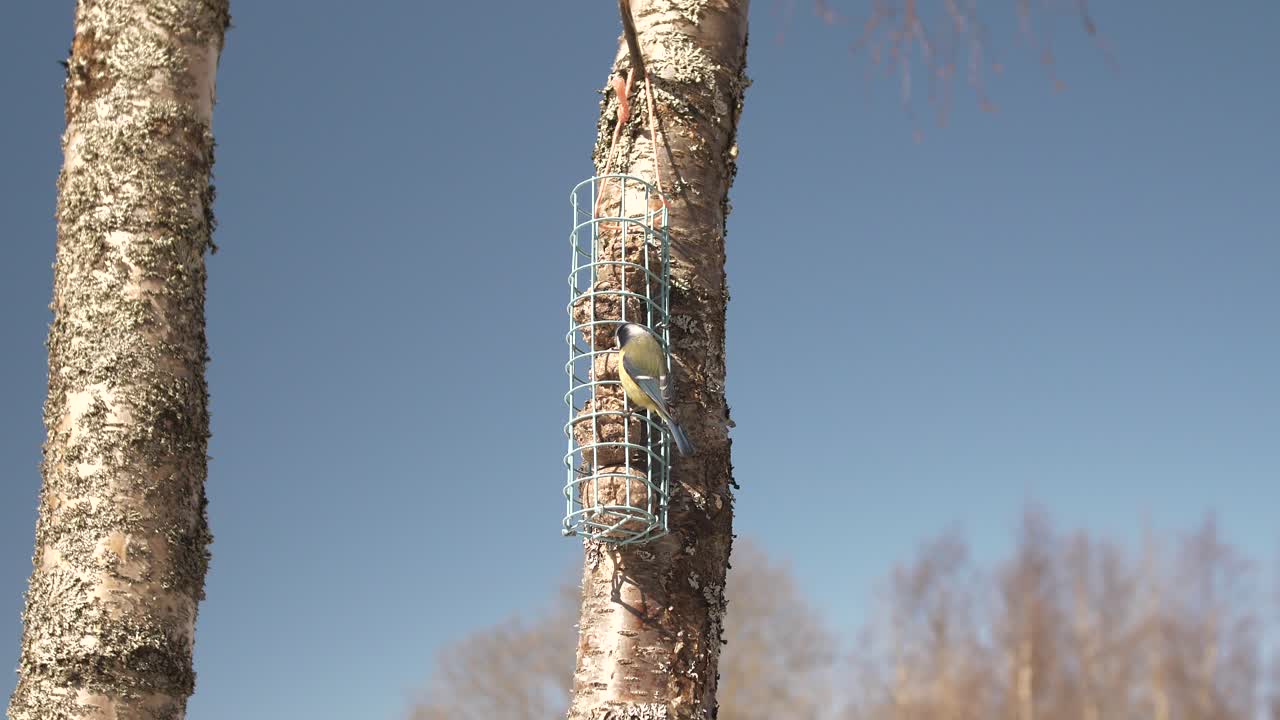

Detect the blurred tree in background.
xmin=411 ymin=540 xmax=836 ymax=719
xmin=411 ymin=510 xmax=1276 ymax=720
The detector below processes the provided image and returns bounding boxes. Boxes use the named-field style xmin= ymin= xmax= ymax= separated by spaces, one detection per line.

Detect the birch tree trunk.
xmin=8 ymin=2 xmax=229 ymax=718
xmin=569 ymin=1 xmax=748 ymax=718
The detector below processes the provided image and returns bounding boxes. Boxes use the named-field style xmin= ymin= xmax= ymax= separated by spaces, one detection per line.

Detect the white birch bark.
xmin=8 ymin=1 xmax=229 ymax=718
xmin=568 ymin=1 xmax=749 ymax=718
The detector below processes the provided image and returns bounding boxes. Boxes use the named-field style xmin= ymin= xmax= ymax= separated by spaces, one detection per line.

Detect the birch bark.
xmin=568 ymin=1 xmax=749 ymax=718
xmin=8 ymin=2 xmax=229 ymax=718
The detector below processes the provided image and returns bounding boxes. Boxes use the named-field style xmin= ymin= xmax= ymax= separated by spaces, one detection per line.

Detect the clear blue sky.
xmin=2 ymin=2 xmax=1277 ymax=718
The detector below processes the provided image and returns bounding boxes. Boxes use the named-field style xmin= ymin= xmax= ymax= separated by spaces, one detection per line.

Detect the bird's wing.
xmin=623 ymin=354 xmax=669 ymax=413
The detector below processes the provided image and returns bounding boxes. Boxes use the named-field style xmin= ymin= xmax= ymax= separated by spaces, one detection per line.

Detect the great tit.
xmin=615 ymin=322 xmax=695 ymax=456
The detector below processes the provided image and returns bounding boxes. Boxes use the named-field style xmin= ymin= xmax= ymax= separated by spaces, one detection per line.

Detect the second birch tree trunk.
xmin=569 ymin=1 xmax=749 ymax=718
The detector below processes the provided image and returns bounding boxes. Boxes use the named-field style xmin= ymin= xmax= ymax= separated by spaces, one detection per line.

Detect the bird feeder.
xmin=563 ymin=174 xmax=672 ymax=544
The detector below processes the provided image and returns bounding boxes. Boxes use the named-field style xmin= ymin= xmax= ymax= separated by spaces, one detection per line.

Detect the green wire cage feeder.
xmin=563 ymin=174 xmax=672 ymax=545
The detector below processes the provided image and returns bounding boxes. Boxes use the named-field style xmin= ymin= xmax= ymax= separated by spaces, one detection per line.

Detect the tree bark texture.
xmin=569 ymin=2 xmax=749 ymax=718
xmin=8 ymin=1 xmax=229 ymax=718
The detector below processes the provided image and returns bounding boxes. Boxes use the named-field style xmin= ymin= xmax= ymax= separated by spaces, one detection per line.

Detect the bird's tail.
xmin=665 ymin=417 xmax=695 ymax=457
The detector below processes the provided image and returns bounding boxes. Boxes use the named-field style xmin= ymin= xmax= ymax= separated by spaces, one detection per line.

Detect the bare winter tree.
xmin=8 ymin=2 xmax=229 ymax=718
xmin=412 ymin=513 xmax=1269 ymax=720
xmin=410 ymin=540 xmax=836 ymax=719
xmin=1271 ymin=643 xmax=1280 ymax=720
xmin=409 ymin=586 xmax=578 ymax=720
xmin=1137 ymin=524 xmax=1175 ymax=720
xmin=994 ymin=509 xmax=1065 ymax=720
xmin=1057 ymin=531 xmax=1142 ymax=720
xmin=1272 ymin=565 xmax=1280 ymax=720
xmin=1158 ymin=516 xmax=1261 ymax=720
xmin=849 ymin=512 xmax=1270 ymax=720
xmin=849 ymin=531 xmax=991 ymax=720
xmin=713 ymin=541 xmax=837 ymax=720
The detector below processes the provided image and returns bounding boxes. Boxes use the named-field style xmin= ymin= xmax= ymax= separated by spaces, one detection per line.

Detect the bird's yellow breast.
xmin=621 ymin=332 xmax=664 ymax=375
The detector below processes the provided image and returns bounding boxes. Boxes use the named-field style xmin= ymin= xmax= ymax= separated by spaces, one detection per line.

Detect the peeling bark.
xmin=568 ymin=2 xmax=749 ymax=718
xmin=8 ymin=1 xmax=229 ymax=719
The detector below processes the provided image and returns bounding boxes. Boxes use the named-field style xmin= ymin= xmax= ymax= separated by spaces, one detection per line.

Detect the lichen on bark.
xmin=8 ymin=1 xmax=229 ymax=719
xmin=569 ymin=2 xmax=748 ymax=718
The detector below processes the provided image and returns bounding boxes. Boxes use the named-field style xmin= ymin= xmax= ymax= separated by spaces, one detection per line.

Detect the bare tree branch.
xmin=771 ymin=0 xmax=1114 ymax=138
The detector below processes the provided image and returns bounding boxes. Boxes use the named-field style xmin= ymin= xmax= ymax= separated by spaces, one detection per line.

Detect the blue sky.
xmin=2 ymin=1 xmax=1277 ymax=718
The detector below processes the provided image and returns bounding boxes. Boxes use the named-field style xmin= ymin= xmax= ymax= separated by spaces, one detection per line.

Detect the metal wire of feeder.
xmin=563 ymin=174 xmax=672 ymax=545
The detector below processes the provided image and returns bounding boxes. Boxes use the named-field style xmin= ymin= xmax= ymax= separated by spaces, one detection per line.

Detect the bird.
xmin=615 ymin=322 xmax=695 ymax=456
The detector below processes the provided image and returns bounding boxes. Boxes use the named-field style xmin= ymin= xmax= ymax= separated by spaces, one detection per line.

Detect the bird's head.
xmin=615 ymin=322 xmax=652 ymax=348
